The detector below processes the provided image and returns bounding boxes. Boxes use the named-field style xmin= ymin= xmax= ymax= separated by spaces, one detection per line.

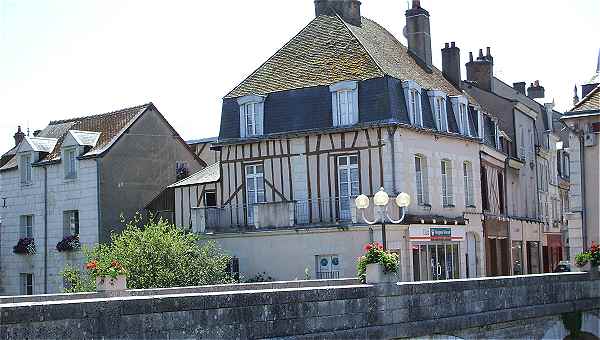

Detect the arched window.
xmin=414 ymin=154 xmax=429 ymax=206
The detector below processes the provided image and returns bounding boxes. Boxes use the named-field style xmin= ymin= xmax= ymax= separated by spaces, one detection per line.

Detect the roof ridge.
xmin=338 ymin=15 xmax=386 ymax=77
xmin=49 ymin=103 xmax=152 ymax=125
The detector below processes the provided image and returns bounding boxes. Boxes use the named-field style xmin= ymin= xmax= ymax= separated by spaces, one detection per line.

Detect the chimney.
xmin=13 ymin=126 xmax=25 ymax=146
xmin=573 ymin=85 xmax=580 ymax=106
xmin=513 ymin=82 xmax=526 ymax=96
xmin=314 ymin=0 xmax=362 ymax=26
xmin=405 ymin=0 xmax=432 ymax=68
xmin=442 ymin=42 xmax=461 ymax=89
xmin=527 ymin=80 xmax=545 ymax=99
xmin=465 ymin=47 xmax=494 ymax=92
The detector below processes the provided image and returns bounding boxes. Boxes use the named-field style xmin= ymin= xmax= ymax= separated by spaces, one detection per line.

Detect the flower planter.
xmin=96 ymin=275 xmax=127 ymax=292
xmin=366 ymin=263 xmax=395 ymax=284
xmin=579 ymin=263 xmax=599 ymax=279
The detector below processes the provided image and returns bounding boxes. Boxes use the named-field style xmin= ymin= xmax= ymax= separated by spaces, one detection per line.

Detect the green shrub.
xmin=62 ymin=215 xmax=235 ymax=292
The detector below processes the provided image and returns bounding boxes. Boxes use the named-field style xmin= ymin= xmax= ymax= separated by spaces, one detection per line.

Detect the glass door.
xmin=413 ymin=243 xmax=460 ymax=281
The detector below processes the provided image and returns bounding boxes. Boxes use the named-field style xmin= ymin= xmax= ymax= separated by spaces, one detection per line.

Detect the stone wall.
xmin=1 ymin=273 xmax=598 ymax=339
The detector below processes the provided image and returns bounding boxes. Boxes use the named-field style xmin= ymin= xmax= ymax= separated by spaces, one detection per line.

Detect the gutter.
xmin=578 ymin=133 xmax=588 ymax=250
xmin=387 ymin=128 xmax=397 ymax=193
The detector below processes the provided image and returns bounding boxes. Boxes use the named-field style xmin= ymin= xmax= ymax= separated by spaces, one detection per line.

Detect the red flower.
xmin=364 ymin=243 xmax=373 ymax=252
xmin=377 ymin=243 xmax=384 ymax=250
xmin=85 ymin=261 xmax=97 ymax=270
xmin=111 ymin=260 xmax=122 ymax=269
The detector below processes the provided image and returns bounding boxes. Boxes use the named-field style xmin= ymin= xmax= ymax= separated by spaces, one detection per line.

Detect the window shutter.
xmin=256 ymin=102 xmax=264 ymax=135
xmin=239 ymin=104 xmax=246 ymax=138
xmin=403 ymin=87 xmax=412 ymax=124
xmin=331 ymin=92 xmax=339 ymax=127
xmin=422 ymin=159 xmax=430 ymax=204
xmin=447 ymin=162 xmax=454 ymax=204
xmin=351 ymin=87 xmax=359 ymax=124
xmin=63 ymin=151 xmax=69 ymax=178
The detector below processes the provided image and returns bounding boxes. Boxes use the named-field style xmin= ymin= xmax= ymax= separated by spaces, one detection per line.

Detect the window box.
xmin=56 ymin=235 xmax=81 ymax=252
xmin=14 ymin=238 xmax=36 ymax=255
xmin=443 ymin=204 xmax=456 ymax=208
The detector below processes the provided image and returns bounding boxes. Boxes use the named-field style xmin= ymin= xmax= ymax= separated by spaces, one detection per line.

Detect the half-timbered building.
xmin=161 ymin=0 xmax=489 ymax=282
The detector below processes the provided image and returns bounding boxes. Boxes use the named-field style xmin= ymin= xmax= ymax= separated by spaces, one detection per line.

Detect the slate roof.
xmin=0 ymin=103 xmax=152 ymax=171
xmin=168 ymin=162 xmax=220 ymax=188
xmin=226 ymin=15 xmax=470 ymax=102
xmin=570 ymin=84 xmax=600 ymax=113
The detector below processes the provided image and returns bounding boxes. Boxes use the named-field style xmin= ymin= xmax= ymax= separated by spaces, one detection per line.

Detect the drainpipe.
xmin=578 ymin=133 xmax=588 ymax=250
xmin=43 ymin=166 xmax=48 ymax=294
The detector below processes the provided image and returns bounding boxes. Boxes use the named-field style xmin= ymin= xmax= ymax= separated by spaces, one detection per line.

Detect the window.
xmin=238 ymin=95 xmax=265 ymax=138
xmin=477 ymin=110 xmax=485 ymax=140
xmin=64 ymin=147 xmax=77 ymax=179
xmin=176 ymin=161 xmax=189 ymax=180
xmin=441 ymin=160 xmax=453 ymax=207
xmin=459 ymin=103 xmax=470 ymax=135
xmin=414 ymin=155 xmax=429 ymax=206
xmin=498 ymin=173 xmax=505 ymax=214
xmin=463 ymin=162 xmax=474 ymax=207
xmin=63 ymin=210 xmax=79 ymax=236
xmin=403 ymin=80 xmax=422 ymax=127
xmin=316 ymin=255 xmax=341 ymax=280
xmin=19 ymin=215 xmax=33 ymax=239
xmin=338 ymin=155 xmax=359 ymax=220
xmin=429 ymin=91 xmax=448 ymax=132
xmin=20 ymin=153 xmax=32 ymax=184
xmin=20 ymin=273 xmax=33 ymax=295
xmin=204 ymin=191 xmax=217 ymax=207
xmin=245 ymin=164 xmax=265 ymax=224
xmin=519 ymin=126 xmax=526 ymax=160
xmin=330 ymin=81 xmax=359 ymax=127
xmin=481 ymin=167 xmax=490 ymax=212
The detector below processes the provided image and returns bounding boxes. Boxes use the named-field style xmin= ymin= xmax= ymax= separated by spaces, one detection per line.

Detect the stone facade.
xmin=1 ymin=273 xmax=598 ymax=339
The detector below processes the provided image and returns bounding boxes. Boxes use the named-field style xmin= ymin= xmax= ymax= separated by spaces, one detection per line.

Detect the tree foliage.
xmin=63 ymin=215 xmax=234 ymax=292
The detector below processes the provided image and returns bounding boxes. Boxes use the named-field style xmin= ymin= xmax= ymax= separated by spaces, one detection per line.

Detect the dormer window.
xmin=403 ymin=80 xmax=423 ymax=127
xmin=450 ymin=96 xmax=470 ymax=136
xmin=64 ymin=147 xmax=77 ymax=179
xmin=237 ymin=95 xmax=265 ymax=138
xmin=429 ymin=90 xmax=448 ymax=132
xmin=330 ymin=81 xmax=359 ymax=127
xmin=20 ymin=153 xmax=32 ymax=185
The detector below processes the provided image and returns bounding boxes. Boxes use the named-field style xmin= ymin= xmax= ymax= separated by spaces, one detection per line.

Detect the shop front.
xmin=543 ymin=234 xmax=563 ymax=273
xmin=483 ymin=218 xmax=510 ymax=276
xmin=409 ymin=225 xmax=466 ymax=281
xmin=510 ymin=220 xmax=543 ymax=275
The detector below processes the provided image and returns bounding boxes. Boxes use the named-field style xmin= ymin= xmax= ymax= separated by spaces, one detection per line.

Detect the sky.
xmin=0 ymin=0 xmax=598 ymax=153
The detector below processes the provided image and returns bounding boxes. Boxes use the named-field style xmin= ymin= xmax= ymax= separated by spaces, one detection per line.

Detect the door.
xmin=245 ymin=164 xmax=265 ymax=225
xmin=413 ymin=244 xmax=460 ymax=281
xmin=466 ymin=232 xmax=477 ymax=278
xmin=337 ymin=155 xmax=359 ymax=220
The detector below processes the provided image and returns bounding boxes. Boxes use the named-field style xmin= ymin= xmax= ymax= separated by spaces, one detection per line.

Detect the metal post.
xmin=382 ymin=222 xmax=387 ymax=250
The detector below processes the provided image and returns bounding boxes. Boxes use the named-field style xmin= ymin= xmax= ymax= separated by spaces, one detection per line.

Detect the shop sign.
xmin=409 ymin=225 xmax=466 ymax=242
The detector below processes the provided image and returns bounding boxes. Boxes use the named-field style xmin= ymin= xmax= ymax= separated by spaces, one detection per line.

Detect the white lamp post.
xmin=355 ymin=188 xmax=411 ymax=250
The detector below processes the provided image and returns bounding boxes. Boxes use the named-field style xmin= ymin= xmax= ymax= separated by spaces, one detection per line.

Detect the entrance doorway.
xmin=412 ymin=243 xmax=460 ymax=281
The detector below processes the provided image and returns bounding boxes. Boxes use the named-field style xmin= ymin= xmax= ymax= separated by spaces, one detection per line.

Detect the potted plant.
xmin=56 ymin=235 xmax=81 ymax=252
xmin=357 ymin=242 xmax=399 ymax=284
xmin=85 ymin=259 xmax=128 ymax=291
xmin=13 ymin=238 xmax=36 ymax=255
xmin=575 ymin=242 xmax=600 ymax=278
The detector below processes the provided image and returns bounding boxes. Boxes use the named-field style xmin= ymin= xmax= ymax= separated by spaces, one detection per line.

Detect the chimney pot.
xmin=451 ymin=41 xmax=456 ymax=48
xmin=13 ymin=125 xmax=25 ymax=147
xmin=469 ymin=52 xmax=473 ymax=62
xmin=486 ymin=47 xmax=491 ymax=57
xmin=445 ymin=42 xmax=449 ymax=48
xmin=412 ymin=0 xmax=421 ymax=9
xmin=314 ymin=0 xmax=362 ymax=26
xmin=478 ymin=49 xmax=484 ymax=59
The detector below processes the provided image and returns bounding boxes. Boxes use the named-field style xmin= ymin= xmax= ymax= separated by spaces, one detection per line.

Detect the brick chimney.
xmin=527 ymin=80 xmax=545 ymax=99
xmin=405 ymin=0 xmax=432 ymax=68
xmin=513 ymin=82 xmax=526 ymax=96
xmin=442 ymin=42 xmax=461 ymax=89
xmin=13 ymin=126 xmax=25 ymax=147
xmin=315 ymin=0 xmax=362 ymax=26
xmin=465 ymin=47 xmax=494 ymax=92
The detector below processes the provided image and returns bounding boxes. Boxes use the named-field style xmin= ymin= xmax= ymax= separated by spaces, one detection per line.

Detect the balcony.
xmin=191 ymin=197 xmax=359 ymax=233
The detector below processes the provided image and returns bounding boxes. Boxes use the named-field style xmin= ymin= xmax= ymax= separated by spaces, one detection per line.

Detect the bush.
xmin=357 ymin=242 xmax=399 ymax=283
xmin=61 ymin=265 xmax=95 ymax=293
xmin=575 ymin=242 xmax=600 ymax=268
xmin=575 ymin=252 xmax=591 ymax=267
xmin=62 ymin=214 xmax=235 ymax=292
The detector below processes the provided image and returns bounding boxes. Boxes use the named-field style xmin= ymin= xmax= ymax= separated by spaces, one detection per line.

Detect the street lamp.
xmin=355 ymin=188 xmax=411 ymax=250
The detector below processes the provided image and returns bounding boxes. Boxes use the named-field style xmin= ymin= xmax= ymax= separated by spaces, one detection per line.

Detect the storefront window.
xmin=412 ymin=243 xmax=460 ymax=281
xmin=512 ymin=241 xmax=523 ymax=275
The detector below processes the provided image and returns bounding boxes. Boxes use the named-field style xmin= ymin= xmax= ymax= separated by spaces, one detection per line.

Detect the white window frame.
xmin=477 ymin=109 xmax=485 ymax=140
xmin=237 ymin=95 xmax=265 ymax=138
xmin=20 ymin=273 xmax=33 ymax=295
xmin=20 ymin=153 xmax=32 ymax=185
xmin=463 ymin=161 xmax=474 ymax=207
xmin=403 ymin=80 xmax=423 ymax=127
xmin=330 ymin=81 xmax=359 ymax=127
xmin=337 ymin=155 xmax=359 ymax=220
xmin=63 ymin=147 xmax=77 ymax=180
xmin=441 ymin=160 xmax=454 ymax=207
xmin=63 ymin=210 xmax=80 ymax=236
xmin=414 ymin=154 xmax=429 ymax=206
xmin=450 ymin=96 xmax=470 ymax=136
xmin=429 ymin=90 xmax=448 ymax=132
xmin=245 ymin=164 xmax=265 ymax=224
xmin=19 ymin=215 xmax=33 ymax=239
